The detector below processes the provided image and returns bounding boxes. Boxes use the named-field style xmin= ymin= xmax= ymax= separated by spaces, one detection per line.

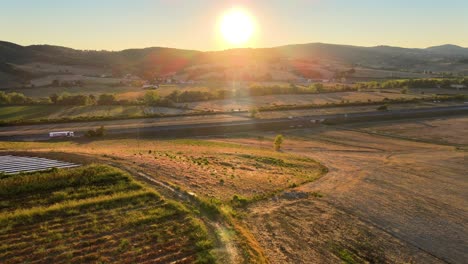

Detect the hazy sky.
xmin=1 ymin=0 xmax=467 ymax=51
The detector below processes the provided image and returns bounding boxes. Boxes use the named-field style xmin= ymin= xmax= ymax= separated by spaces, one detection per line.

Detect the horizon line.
xmin=1 ymin=39 xmax=467 ymax=53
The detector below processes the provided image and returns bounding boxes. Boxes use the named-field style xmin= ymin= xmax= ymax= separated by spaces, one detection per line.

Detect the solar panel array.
xmin=0 ymin=155 xmax=80 ymax=175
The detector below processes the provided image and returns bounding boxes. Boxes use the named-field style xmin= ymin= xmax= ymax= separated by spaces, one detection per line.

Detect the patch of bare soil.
xmin=221 ymin=119 xmax=467 ymax=263
xmin=247 ymin=198 xmax=441 ymax=264
xmin=356 ymin=116 xmax=468 ymax=146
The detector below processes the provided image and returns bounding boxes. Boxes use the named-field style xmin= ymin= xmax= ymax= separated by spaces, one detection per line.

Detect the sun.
xmin=220 ymin=9 xmax=255 ymax=46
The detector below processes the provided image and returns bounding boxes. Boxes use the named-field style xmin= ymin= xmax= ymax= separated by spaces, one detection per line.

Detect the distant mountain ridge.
xmin=1 ymin=40 xmax=467 ymax=86
xmin=425 ymin=44 xmax=468 ymax=56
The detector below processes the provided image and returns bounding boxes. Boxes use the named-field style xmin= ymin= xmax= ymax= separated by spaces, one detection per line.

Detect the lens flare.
xmin=220 ymin=8 xmax=255 ymax=46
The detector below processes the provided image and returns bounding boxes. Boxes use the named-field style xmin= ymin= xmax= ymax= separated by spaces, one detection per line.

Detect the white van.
xmin=49 ymin=131 xmax=74 ymax=138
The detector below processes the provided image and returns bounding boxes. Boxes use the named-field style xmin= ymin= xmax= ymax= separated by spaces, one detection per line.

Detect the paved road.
xmin=1 ymin=105 xmax=467 ymax=141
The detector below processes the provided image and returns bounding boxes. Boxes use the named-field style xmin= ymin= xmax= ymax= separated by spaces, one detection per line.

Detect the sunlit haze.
xmin=1 ymin=0 xmax=467 ymax=50
xmin=0 ymin=0 xmax=467 ymax=263
xmin=219 ymin=8 xmax=256 ymax=47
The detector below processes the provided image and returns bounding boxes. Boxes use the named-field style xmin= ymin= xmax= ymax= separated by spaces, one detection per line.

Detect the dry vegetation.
xmin=0 ymin=115 xmax=466 ymax=263
xmin=0 ymin=137 xmax=327 ymax=263
xmin=0 ymin=105 xmax=190 ymax=123
xmin=356 ymin=116 xmax=468 ymax=146
xmin=0 ymin=139 xmax=326 ymax=203
xmin=216 ymin=117 xmax=467 ymax=263
xmin=180 ymin=90 xmax=425 ymax=111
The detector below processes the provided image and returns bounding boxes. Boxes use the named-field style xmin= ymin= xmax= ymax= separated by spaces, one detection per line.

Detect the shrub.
xmin=98 ymin=94 xmax=117 ymax=105
xmin=274 ymin=134 xmax=284 ymax=151
xmin=86 ymin=126 xmax=106 ymax=137
xmin=377 ymin=104 xmax=388 ymax=111
xmin=249 ymin=108 xmax=259 ymax=118
xmin=231 ymin=195 xmax=249 ymax=208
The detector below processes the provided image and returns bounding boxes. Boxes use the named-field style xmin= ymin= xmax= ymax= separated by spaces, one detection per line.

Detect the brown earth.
xmin=217 ymin=116 xmax=467 ymax=263
xmin=355 ymin=116 xmax=468 ymax=146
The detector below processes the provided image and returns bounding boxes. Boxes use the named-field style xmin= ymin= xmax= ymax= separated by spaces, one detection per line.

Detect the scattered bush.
xmin=0 ymin=91 xmax=32 ymax=105
xmin=377 ymin=104 xmax=388 ymax=111
xmin=86 ymin=126 xmax=106 ymax=137
xmin=249 ymin=108 xmax=259 ymax=118
xmin=231 ymin=195 xmax=249 ymax=208
xmin=274 ymin=134 xmax=284 ymax=151
xmin=98 ymin=94 xmax=117 ymax=105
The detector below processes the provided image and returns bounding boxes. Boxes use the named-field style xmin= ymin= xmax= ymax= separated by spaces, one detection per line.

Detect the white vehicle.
xmin=49 ymin=131 xmax=74 ymax=138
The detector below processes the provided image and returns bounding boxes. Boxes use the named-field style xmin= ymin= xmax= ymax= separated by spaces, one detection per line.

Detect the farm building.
xmin=142 ymin=84 xmax=159 ymax=89
xmin=450 ymin=84 xmax=466 ymax=90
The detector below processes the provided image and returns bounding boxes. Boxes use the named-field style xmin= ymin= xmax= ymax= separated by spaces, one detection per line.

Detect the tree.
xmin=86 ymin=126 xmax=106 ymax=137
xmin=313 ymin=83 xmax=325 ymax=92
xmin=49 ymin=93 xmax=59 ymax=104
xmin=249 ymin=108 xmax=259 ymax=118
xmin=98 ymin=94 xmax=116 ymax=105
xmin=289 ymin=83 xmax=300 ymax=93
xmin=143 ymin=90 xmax=160 ymax=106
xmin=66 ymin=94 xmax=90 ymax=105
xmin=55 ymin=93 xmax=90 ymax=105
xmin=166 ymin=90 xmax=180 ymax=103
xmin=95 ymin=126 xmax=106 ymax=136
xmin=377 ymin=104 xmax=388 ymax=111
xmin=88 ymin=94 xmax=97 ymax=105
xmin=0 ymin=92 xmax=9 ymax=104
xmin=274 ymin=134 xmax=284 ymax=151
xmin=9 ymin=92 xmax=27 ymax=104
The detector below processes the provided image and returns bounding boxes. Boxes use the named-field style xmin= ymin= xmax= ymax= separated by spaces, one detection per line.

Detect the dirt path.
xmin=135 ymin=171 xmax=242 ymax=264
xmin=1 ymin=151 xmax=243 ymax=264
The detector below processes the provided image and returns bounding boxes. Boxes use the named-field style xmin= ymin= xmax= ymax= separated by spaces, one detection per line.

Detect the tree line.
xmin=1 ymin=78 xmax=466 ymax=107
xmin=356 ymin=78 xmax=468 ymax=89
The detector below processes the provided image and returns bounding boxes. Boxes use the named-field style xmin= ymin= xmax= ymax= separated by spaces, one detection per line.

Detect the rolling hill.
xmin=1 ymin=40 xmax=467 ymax=87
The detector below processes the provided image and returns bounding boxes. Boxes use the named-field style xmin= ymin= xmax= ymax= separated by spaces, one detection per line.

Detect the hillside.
xmin=1 ymin=40 xmax=467 ymax=87
xmin=426 ymin=44 xmax=468 ymax=56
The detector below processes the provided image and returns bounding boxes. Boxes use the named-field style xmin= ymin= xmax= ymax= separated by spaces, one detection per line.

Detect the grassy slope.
xmin=1 ymin=139 xmax=325 ymax=202
xmin=1 ymin=139 xmax=327 ymax=201
xmin=0 ymin=137 xmax=327 ymax=263
xmin=0 ymin=164 xmax=215 ymax=263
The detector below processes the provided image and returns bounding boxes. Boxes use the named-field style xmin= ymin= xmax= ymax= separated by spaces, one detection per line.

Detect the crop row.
xmin=0 ymin=164 xmax=214 ymax=263
xmin=0 ymin=190 xmax=205 ymax=263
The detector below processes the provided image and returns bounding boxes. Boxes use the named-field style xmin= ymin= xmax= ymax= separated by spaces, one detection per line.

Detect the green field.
xmin=0 ymin=165 xmax=214 ymax=263
xmin=4 ymin=85 xmax=139 ymax=98
xmin=0 ymin=105 xmax=189 ymax=123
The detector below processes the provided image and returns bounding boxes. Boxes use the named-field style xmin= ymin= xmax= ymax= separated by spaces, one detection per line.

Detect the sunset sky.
xmin=1 ymin=0 xmax=467 ymax=51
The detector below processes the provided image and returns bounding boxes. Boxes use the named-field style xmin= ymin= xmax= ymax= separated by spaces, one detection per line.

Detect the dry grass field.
xmin=0 ymin=136 xmax=327 ymax=263
xmin=215 ymin=116 xmax=467 ymax=263
xmin=255 ymin=101 xmax=461 ymax=120
xmin=180 ymin=91 xmax=427 ymax=111
xmin=0 ymin=139 xmax=325 ymax=202
xmin=356 ymin=116 xmax=468 ymax=146
xmin=0 ymin=115 xmax=466 ymax=263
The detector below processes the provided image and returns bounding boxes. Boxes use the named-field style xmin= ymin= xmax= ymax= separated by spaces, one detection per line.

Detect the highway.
xmin=1 ymin=104 xmax=467 ymax=141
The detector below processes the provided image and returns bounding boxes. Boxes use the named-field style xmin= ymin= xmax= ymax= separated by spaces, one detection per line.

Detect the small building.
xmin=450 ymin=84 xmax=466 ymax=90
xmin=142 ymin=84 xmax=159 ymax=90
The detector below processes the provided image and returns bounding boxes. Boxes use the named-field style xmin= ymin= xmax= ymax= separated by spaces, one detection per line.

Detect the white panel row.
xmin=0 ymin=155 xmax=80 ymax=175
